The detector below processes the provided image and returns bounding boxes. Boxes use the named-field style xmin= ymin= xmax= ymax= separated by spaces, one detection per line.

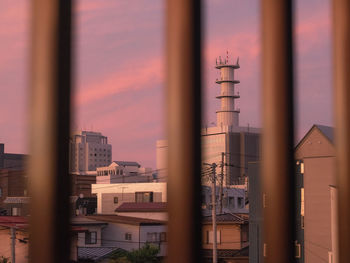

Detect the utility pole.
xmin=211 ymin=163 xmax=218 ymax=263
xmin=219 ymin=152 xmax=224 ymax=214
xmin=10 ymin=227 xmax=15 ymax=263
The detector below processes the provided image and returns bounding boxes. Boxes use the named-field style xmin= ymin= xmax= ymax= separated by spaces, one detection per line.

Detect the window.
xmin=294 ymin=241 xmax=301 ymax=258
xmin=147 ymin=232 xmax=159 ymax=242
xmin=125 ymin=233 xmax=132 ymax=241
xmin=238 ymin=197 xmax=244 ymax=208
xmin=135 ymin=192 xmax=153 ymax=203
xmin=12 ymin=207 xmax=21 ymax=216
xmin=85 ymin=231 xmax=97 ymax=244
xmin=206 ymin=230 xmax=221 ymax=244
xmin=114 ymin=197 xmax=118 ymax=204
xmin=228 ymin=197 xmax=235 ymax=208
xmin=160 ymin=232 xmax=167 ymax=242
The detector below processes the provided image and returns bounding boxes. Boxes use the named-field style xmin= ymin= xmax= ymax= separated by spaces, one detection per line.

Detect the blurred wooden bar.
xmin=29 ymin=0 xmax=72 ymax=262
xmin=333 ymin=1 xmax=350 ymax=262
xmin=261 ymin=0 xmax=295 ymax=262
xmin=166 ymin=0 xmax=202 ymax=262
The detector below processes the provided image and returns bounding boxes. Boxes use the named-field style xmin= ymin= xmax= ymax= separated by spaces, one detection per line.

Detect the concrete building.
xmin=92 ymin=182 xmax=167 ymax=214
xmin=96 ymin=161 xmax=153 ymax=184
xmin=69 ymin=131 xmax=112 ymax=172
xmin=202 ymin=185 xmax=247 ymax=216
xmin=0 ymin=143 xmax=26 ymax=170
xmin=156 ymin=54 xmax=260 ymax=186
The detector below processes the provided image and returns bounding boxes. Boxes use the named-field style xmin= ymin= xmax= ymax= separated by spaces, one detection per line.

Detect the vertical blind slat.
xmin=29 ymin=0 xmax=72 ymax=262
xmin=261 ymin=0 xmax=295 ymax=262
xmin=166 ymin=0 xmax=202 ymax=262
xmin=333 ymin=1 xmax=350 ymax=262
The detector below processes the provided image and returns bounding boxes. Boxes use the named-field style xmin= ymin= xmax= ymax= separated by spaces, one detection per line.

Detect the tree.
xmin=108 ymin=243 xmax=161 ymax=263
xmin=0 ymin=256 xmax=10 ymax=263
xmin=126 ymin=244 xmax=160 ymax=263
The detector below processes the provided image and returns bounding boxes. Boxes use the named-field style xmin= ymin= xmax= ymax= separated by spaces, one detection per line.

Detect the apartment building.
xmin=70 ymin=131 xmax=112 ymax=172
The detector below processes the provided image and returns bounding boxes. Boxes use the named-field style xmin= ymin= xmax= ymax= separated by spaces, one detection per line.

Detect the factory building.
xmin=156 ymin=54 xmax=260 ymax=185
xmin=69 ymin=131 xmax=112 ymax=173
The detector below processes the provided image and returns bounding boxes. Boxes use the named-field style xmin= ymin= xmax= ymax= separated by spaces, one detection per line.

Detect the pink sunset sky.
xmin=0 ymin=0 xmax=332 ymax=168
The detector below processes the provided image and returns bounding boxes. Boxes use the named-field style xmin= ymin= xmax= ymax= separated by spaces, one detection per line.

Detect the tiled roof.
xmin=71 ymin=216 xmax=108 ymax=226
xmin=86 ymin=214 xmax=166 ymax=225
xmin=113 ymin=161 xmax=140 ymax=167
xmin=115 ymin=202 xmax=167 ymax=212
xmin=78 ymin=247 xmax=124 ymax=261
xmin=202 ymin=213 xmax=247 ymax=224
xmin=0 ymin=216 xmax=28 ymax=229
xmin=4 ymin=197 xmax=30 ymax=204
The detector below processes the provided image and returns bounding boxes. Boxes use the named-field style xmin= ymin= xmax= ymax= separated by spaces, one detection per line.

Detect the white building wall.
xmin=140 ymin=225 xmax=168 ymax=256
xmin=92 ymin=183 xmax=167 ymax=214
xmin=115 ymin=212 xmax=168 ymax=221
xmin=101 ymin=223 xmax=140 ymax=251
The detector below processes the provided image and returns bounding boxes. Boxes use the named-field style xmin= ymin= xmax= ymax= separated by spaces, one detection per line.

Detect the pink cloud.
xmin=75 ymin=56 xmax=163 ymax=106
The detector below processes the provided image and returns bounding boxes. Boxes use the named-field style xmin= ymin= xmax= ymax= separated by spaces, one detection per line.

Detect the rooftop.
xmin=115 ymin=202 xmax=167 ymax=212
xmin=113 ymin=161 xmax=141 ymax=167
xmin=86 ymin=214 xmax=166 ymax=225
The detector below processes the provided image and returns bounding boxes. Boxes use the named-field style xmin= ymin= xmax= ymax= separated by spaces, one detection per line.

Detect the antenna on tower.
xmin=216 ymin=58 xmax=217 ymax=65
xmin=226 ymin=50 xmax=229 ymax=63
xmin=236 ymin=57 xmax=240 ymax=66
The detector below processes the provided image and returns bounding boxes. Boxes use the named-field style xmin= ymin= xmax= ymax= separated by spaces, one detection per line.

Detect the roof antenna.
xmin=236 ymin=57 xmax=240 ymax=66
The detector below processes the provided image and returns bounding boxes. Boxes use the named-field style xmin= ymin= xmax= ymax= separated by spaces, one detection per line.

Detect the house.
xmin=115 ymin=202 xmax=167 ymax=220
xmin=72 ymin=214 xmax=167 ymax=259
xmin=202 ymin=213 xmax=249 ymax=263
xmin=92 ymin=182 xmax=167 ymax=214
xmin=295 ymin=124 xmax=336 ymax=263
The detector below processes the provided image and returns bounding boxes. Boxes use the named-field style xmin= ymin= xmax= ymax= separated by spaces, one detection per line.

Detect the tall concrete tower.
xmin=215 ymin=53 xmax=240 ymax=127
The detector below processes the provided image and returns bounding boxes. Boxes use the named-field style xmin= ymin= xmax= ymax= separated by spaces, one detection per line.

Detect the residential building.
xmin=115 ymin=202 xmax=167 ymax=220
xmin=92 ymin=182 xmax=167 ymax=214
xmin=0 ymin=143 xmax=26 ymax=170
xmin=248 ymin=124 xmax=336 ymax=263
xmin=295 ymin=124 xmax=336 ymax=263
xmin=248 ymin=161 xmax=305 ymax=263
xmin=0 ymin=169 xmax=28 ymax=216
xmin=72 ymin=215 xmax=167 ymax=259
xmin=156 ymin=57 xmax=260 ymax=186
xmin=202 ymin=213 xmax=249 ymax=263
xmin=96 ymin=161 xmax=153 ymax=184
xmin=202 ymin=185 xmax=247 ymax=216
xmin=69 ymin=131 xmax=112 ymax=172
